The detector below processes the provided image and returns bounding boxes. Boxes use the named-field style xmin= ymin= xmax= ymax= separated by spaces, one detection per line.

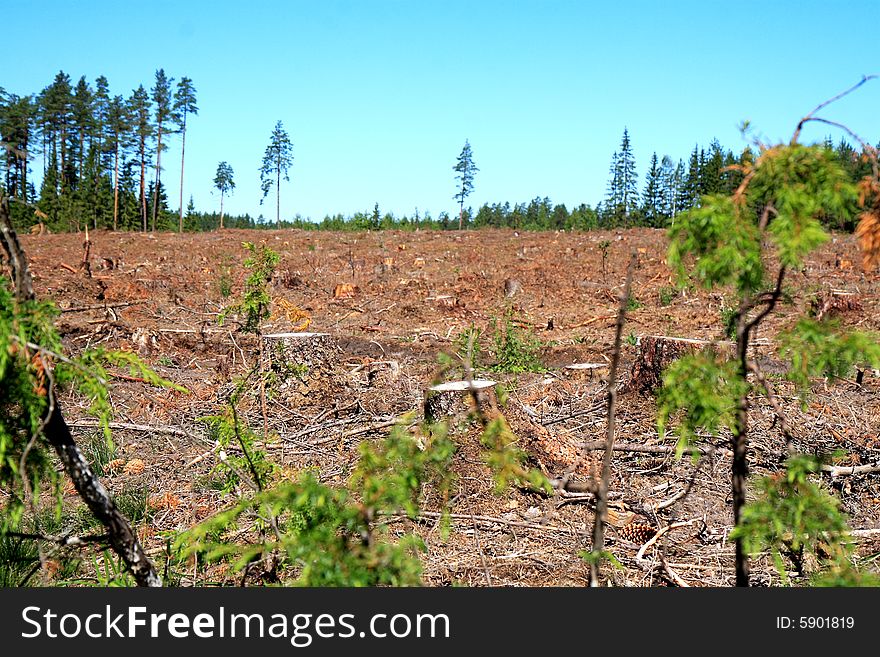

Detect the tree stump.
xmin=263 ymin=332 xmax=342 ymax=402
xmin=423 ymin=379 xmax=497 ymax=425
xmin=627 ymin=335 xmax=733 ymax=394
xmin=811 ymin=290 xmax=862 ymax=321
xmin=563 ymin=362 xmax=609 ymax=382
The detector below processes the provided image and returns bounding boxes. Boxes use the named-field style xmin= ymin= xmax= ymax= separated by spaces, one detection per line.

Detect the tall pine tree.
xmin=259 ymin=120 xmax=293 ymax=226
xmin=452 ymin=139 xmax=478 ymax=229
xmin=173 ymin=77 xmax=198 ymax=232
xmin=150 ymin=69 xmax=173 ymax=231
xmin=128 ymin=85 xmax=152 ymax=231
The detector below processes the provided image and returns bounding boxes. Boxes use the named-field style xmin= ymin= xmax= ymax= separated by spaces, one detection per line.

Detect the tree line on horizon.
xmin=1 ymin=70 xmax=875 ymax=234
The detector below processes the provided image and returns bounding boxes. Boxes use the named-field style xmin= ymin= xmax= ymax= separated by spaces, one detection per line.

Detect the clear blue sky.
xmin=5 ymin=0 xmax=880 ymax=222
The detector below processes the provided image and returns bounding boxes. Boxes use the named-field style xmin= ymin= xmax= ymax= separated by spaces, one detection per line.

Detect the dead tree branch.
xmin=590 ymin=251 xmax=636 ymax=586
xmin=0 ymin=193 xmax=161 ymax=587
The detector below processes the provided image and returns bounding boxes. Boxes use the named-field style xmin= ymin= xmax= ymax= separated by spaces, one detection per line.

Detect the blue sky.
xmin=5 ymin=0 xmax=880 ymax=221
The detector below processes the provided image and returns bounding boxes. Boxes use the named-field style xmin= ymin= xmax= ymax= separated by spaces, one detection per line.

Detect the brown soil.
xmin=16 ymin=226 xmax=880 ymax=587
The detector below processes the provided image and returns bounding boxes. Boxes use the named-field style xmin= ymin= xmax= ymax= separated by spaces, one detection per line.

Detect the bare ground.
xmin=13 ymin=226 xmax=880 ymax=587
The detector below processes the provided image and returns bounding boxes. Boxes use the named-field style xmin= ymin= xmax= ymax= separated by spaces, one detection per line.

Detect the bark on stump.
xmin=627 ymin=335 xmax=733 ymax=394
xmin=423 ymin=380 xmax=497 ymax=426
xmin=263 ymin=332 xmax=342 ymax=402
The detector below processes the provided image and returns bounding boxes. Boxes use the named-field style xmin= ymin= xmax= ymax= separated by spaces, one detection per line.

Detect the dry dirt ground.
xmin=15 ymin=226 xmax=880 ymax=586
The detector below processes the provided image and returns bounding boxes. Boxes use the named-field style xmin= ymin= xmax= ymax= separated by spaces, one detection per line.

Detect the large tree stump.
xmin=423 ymin=379 xmax=497 ymax=426
xmin=263 ymin=332 xmax=342 ymax=402
xmin=627 ymin=335 xmax=733 ymax=394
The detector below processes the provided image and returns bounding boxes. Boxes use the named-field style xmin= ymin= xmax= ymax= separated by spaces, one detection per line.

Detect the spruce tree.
xmin=259 ymin=120 xmax=293 ymax=226
xmin=641 ymin=152 xmax=663 ymax=226
xmin=604 ymin=128 xmax=638 ymax=225
xmin=683 ymin=145 xmax=702 ymax=210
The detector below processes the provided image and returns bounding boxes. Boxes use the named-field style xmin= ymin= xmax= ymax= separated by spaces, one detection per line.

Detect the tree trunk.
xmin=151 ymin=127 xmax=163 ymax=232
xmin=112 ymin=141 xmax=120 ymax=231
xmin=219 ymin=191 xmax=225 ymax=230
xmin=590 ymin=253 xmax=635 ymax=586
xmin=139 ymin=139 xmax=147 ymax=232
xmin=276 ymin=161 xmax=281 ymax=227
xmin=44 ymin=404 xmax=162 ymax=586
xmin=732 ymin=331 xmax=751 ymax=587
xmin=178 ymin=113 xmax=187 ymax=233
xmin=0 ymin=193 xmax=161 ymax=586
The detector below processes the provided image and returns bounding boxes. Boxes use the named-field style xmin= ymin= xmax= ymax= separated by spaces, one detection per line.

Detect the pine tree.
xmin=71 ymin=76 xmax=93 ymax=185
xmin=173 ymin=77 xmax=198 ymax=233
xmin=107 ymin=95 xmax=129 ymax=230
xmin=452 ymin=139 xmax=478 ymax=230
xmin=150 ymin=69 xmax=173 ymax=232
xmin=0 ymin=94 xmax=35 ymax=204
xmin=259 ymin=120 xmax=293 ymax=226
xmin=641 ymin=152 xmax=663 ymax=227
xmin=128 ymin=85 xmax=151 ymax=232
xmin=38 ymin=72 xmax=73 ymax=195
xmin=213 ymin=161 xmax=234 ymax=229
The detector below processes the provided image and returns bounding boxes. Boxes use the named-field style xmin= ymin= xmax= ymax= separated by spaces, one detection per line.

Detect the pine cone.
xmin=618 ymin=522 xmax=656 ymax=544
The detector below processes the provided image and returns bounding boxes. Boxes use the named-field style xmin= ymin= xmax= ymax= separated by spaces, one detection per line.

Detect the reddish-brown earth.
xmin=14 ymin=226 xmax=880 ymax=586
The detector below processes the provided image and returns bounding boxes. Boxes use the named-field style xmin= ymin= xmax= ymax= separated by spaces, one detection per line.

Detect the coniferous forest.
xmin=2 ymin=70 xmax=876 ymax=234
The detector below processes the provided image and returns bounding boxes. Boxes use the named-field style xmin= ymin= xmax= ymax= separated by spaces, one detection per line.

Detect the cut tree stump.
xmin=423 ymin=379 xmax=497 ymax=425
xmin=563 ymin=362 xmax=609 ymax=381
xmin=263 ymin=332 xmax=342 ymax=401
xmin=812 ymin=290 xmax=862 ymax=321
xmin=627 ymin=335 xmax=733 ymax=394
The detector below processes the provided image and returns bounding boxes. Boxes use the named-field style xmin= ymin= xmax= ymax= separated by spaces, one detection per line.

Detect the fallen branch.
xmin=68 ymin=419 xmax=202 ymax=442
xmin=407 ymin=510 xmax=589 ymax=537
xmin=579 ymin=440 xmax=732 ymax=458
xmin=61 ymin=300 xmax=148 ymax=313
xmin=820 ymin=462 xmax=880 ymax=478
xmin=635 ymin=520 xmax=697 ymax=563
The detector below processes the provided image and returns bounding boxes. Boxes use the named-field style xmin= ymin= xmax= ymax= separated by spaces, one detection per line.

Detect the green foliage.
xmin=779 ymin=319 xmax=880 ymax=394
xmin=656 ymin=352 xmax=746 ymax=455
xmin=454 ymin=325 xmax=482 ymax=369
xmin=658 ymin=286 xmax=677 ymax=307
xmin=730 ymin=455 xmax=868 ymax=584
xmin=668 ymin=194 xmax=764 ymax=294
xmin=626 ymin=297 xmax=642 ymax=311
xmin=479 ymin=416 xmax=551 ymax=494
xmin=0 ymin=276 xmax=182 ymax=533
xmin=750 ymin=145 xmax=856 ymax=268
xmin=0 ymin=532 xmax=40 ymax=586
xmin=200 ymin=411 xmax=278 ymax=493
xmin=490 ymin=311 xmax=544 ymax=373
xmin=219 ymin=242 xmax=280 ymax=334
xmin=217 ymin=271 xmax=233 ymax=298
xmin=176 ymin=423 xmax=456 ymax=586
xmin=82 ymin=433 xmax=117 ymax=478
xmin=720 ymin=303 xmax=738 ymax=339
xmin=115 ymin=484 xmax=152 ymax=524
